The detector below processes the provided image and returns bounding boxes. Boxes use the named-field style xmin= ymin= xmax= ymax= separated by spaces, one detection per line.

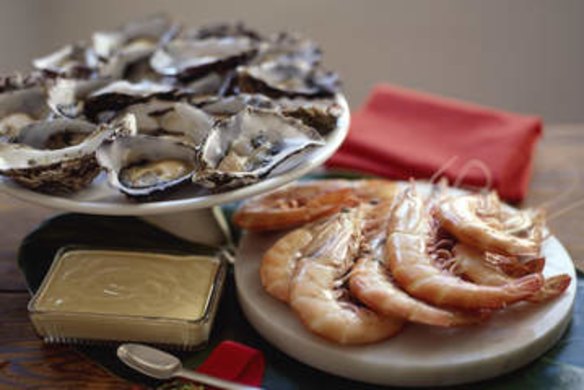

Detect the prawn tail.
xmin=506 ymin=273 xmax=545 ymax=303
xmin=528 ymin=274 xmax=572 ymax=303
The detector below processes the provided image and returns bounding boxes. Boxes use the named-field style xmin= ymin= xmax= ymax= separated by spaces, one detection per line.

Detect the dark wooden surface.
xmin=1 ymin=124 xmax=583 ymax=388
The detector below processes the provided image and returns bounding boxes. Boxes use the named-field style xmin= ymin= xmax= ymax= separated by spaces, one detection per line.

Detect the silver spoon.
xmin=117 ymin=343 xmax=263 ymax=390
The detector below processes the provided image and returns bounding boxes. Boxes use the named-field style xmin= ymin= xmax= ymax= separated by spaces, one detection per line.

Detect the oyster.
xmin=0 ymin=117 xmax=129 ymax=193
xmin=0 ymin=73 xmax=49 ymax=141
xmin=150 ymin=36 xmax=257 ymax=80
xmin=237 ymin=58 xmax=340 ymax=98
xmin=33 ymin=43 xmax=101 ymax=79
xmin=183 ymin=22 xmax=263 ymax=41
xmin=253 ymin=32 xmax=321 ymax=65
xmin=196 ymin=107 xmax=324 ymax=189
xmin=96 ymin=135 xmax=198 ymax=199
xmin=197 ymin=94 xmax=341 ymax=134
xmin=117 ymin=100 xmax=214 ymax=144
xmin=92 ymin=14 xmax=175 ymax=59
xmin=46 ymin=77 xmax=110 ymax=119
xmin=84 ymin=80 xmax=178 ymax=122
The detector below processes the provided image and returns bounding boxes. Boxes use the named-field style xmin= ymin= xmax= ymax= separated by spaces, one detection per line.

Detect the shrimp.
xmin=385 ymin=185 xmax=544 ymax=310
xmin=258 ymin=180 xmax=402 ymax=302
xmin=234 ymin=180 xmax=358 ymax=231
xmin=449 ymin=243 xmax=571 ymax=303
xmin=233 ymin=179 xmax=401 ymax=231
xmin=349 ymin=201 xmax=486 ymax=327
xmin=260 ymin=226 xmax=315 ymax=303
xmin=289 ymin=207 xmax=404 ymax=345
xmin=436 ymin=191 xmax=544 ymax=257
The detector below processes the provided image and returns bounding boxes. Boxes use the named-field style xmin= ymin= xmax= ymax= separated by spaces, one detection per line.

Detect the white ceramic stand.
xmin=141 ymin=207 xmax=231 ymax=247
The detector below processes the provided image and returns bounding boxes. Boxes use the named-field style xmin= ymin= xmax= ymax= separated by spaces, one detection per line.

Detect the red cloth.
xmin=196 ymin=340 xmax=265 ymax=388
xmin=326 ymin=84 xmax=542 ymax=202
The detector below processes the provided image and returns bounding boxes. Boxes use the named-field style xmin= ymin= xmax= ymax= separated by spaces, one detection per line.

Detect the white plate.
xmin=234 ymin=190 xmax=577 ymax=387
xmin=0 ymin=95 xmax=349 ymax=216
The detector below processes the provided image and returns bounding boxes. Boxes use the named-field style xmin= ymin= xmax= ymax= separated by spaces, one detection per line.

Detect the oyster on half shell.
xmin=0 ymin=116 xmax=133 ymax=193
xmin=96 ymin=134 xmax=199 ymax=199
xmin=195 ymin=107 xmax=324 ymax=189
xmin=117 ymin=100 xmax=214 ymax=144
xmin=150 ymin=36 xmax=258 ymax=80
xmin=84 ymin=80 xmax=178 ymax=122
xmin=237 ymin=58 xmax=340 ymax=98
xmin=0 ymin=73 xmax=49 ymax=141
xmin=196 ymin=93 xmax=341 ymax=134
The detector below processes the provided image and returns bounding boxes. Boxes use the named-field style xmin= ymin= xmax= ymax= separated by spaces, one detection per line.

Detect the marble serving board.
xmin=234 ymin=228 xmax=576 ymax=387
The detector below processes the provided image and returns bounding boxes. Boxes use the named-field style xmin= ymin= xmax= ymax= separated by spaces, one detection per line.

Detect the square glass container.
xmin=28 ymin=247 xmax=226 ymax=349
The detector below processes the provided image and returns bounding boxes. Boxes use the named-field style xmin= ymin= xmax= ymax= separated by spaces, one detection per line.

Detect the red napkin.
xmin=196 ymin=340 xmax=265 ymax=388
xmin=326 ymin=84 xmax=542 ymax=202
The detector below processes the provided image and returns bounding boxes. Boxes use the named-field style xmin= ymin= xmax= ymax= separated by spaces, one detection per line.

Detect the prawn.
xmin=233 ymin=179 xmax=401 ymax=231
xmin=448 ymin=243 xmax=571 ymax=303
xmin=385 ymin=184 xmax=544 ymax=310
xmin=349 ymin=201 xmax=486 ymax=327
xmin=436 ymin=191 xmax=544 ymax=257
xmin=289 ymin=207 xmax=404 ymax=344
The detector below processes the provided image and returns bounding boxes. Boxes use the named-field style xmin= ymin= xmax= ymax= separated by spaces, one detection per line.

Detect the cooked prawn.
xmin=386 ymin=185 xmax=544 ymax=310
xmin=449 ymin=243 xmax=571 ymax=303
xmin=436 ymin=191 xmax=544 ymax=256
xmin=234 ymin=180 xmax=358 ymax=231
xmin=233 ymin=179 xmax=401 ymax=231
xmin=349 ymin=200 xmax=485 ymax=327
xmin=289 ymin=207 xmax=404 ymax=344
xmin=260 ymin=226 xmax=315 ymax=303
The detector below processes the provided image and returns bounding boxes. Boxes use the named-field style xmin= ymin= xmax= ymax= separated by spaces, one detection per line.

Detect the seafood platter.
xmin=234 ymin=179 xmax=576 ymax=386
xmin=0 ymin=15 xmax=349 ymax=215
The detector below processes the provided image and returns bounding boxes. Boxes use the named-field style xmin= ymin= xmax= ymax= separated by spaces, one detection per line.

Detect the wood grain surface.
xmin=0 ymin=124 xmax=583 ymax=387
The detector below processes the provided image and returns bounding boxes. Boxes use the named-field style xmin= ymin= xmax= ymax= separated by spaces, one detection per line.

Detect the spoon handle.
xmin=175 ymin=368 xmax=262 ymax=390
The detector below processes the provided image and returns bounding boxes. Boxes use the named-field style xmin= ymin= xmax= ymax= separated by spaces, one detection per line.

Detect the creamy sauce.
xmin=33 ymin=250 xmax=219 ymax=321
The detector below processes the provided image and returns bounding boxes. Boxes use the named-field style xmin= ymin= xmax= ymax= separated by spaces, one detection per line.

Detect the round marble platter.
xmin=234 ymin=202 xmax=577 ymax=387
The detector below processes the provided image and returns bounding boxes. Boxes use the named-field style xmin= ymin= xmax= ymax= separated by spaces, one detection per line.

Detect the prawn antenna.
xmin=430 ymin=155 xmax=459 ymax=185
xmin=453 ymin=158 xmax=493 ymax=192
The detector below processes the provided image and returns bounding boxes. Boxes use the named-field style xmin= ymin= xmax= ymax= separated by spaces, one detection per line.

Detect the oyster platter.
xmin=0 ymin=15 xmax=348 ymax=212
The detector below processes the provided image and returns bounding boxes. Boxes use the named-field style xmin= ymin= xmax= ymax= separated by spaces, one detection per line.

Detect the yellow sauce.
xmin=33 ymin=250 xmax=219 ymax=321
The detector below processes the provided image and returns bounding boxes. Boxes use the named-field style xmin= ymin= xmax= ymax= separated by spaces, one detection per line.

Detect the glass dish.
xmin=28 ymin=247 xmax=226 ymax=349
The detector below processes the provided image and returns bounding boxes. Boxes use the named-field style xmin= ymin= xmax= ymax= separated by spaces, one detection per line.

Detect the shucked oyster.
xmin=35 ymin=16 xmax=175 ymax=80
xmin=117 ymin=100 xmax=214 ymax=144
xmin=96 ymin=134 xmax=198 ymax=199
xmin=150 ymin=36 xmax=258 ymax=80
xmin=84 ymin=80 xmax=178 ymax=122
xmin=196 ymin=93 xmax=341 ymax=134
xmin=33 ymin=43 xmax=101 ymax=79
xmin=0 ymin=117 xmax=131 ymax=193
xmin=0 ymin=73 xmax=48 ymax=141
xmin=196 ymin=107 xmax=324 ymax=189
xmin=237 ymin=59 xmax=340 ymax=98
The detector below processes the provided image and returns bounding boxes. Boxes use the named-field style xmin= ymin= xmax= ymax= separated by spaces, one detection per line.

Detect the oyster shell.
xmin=96 ymin=134 xmax=198 ymax=199
xmin=117 ymin=100 xmax=214 ymax=144
xmin=197 ymin=93 xmax=341 ymax=134
xmin=0 ymin=117 xmax=130 ymax=193
xmin=33 ymin=43 xmax=101 ymax=79
xmin=253 ymin=32 xmax=321 ymax=65
xmin=150 ymin=36 xmax=257 ymax=80
xmin=84 ymin=80 xmax=178 ymax=122
xmin=196 ymin=107 xmax=324 ymax=189
xmin=237 ymin=58 xmax=340 ymax=98
xmin=183 ymin=22 xmax=263 ymax=41
xmin=0 ymin=73 xmax=49 ymax=141
xmin=46 ymin=77 xmax=110 ymax=119
xmin=92 ymin=14 xmax=175 ymax=60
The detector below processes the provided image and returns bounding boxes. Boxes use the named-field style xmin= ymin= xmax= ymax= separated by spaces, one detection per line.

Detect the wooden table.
xmin=1 ymin=124 xmax=583 ymax=388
